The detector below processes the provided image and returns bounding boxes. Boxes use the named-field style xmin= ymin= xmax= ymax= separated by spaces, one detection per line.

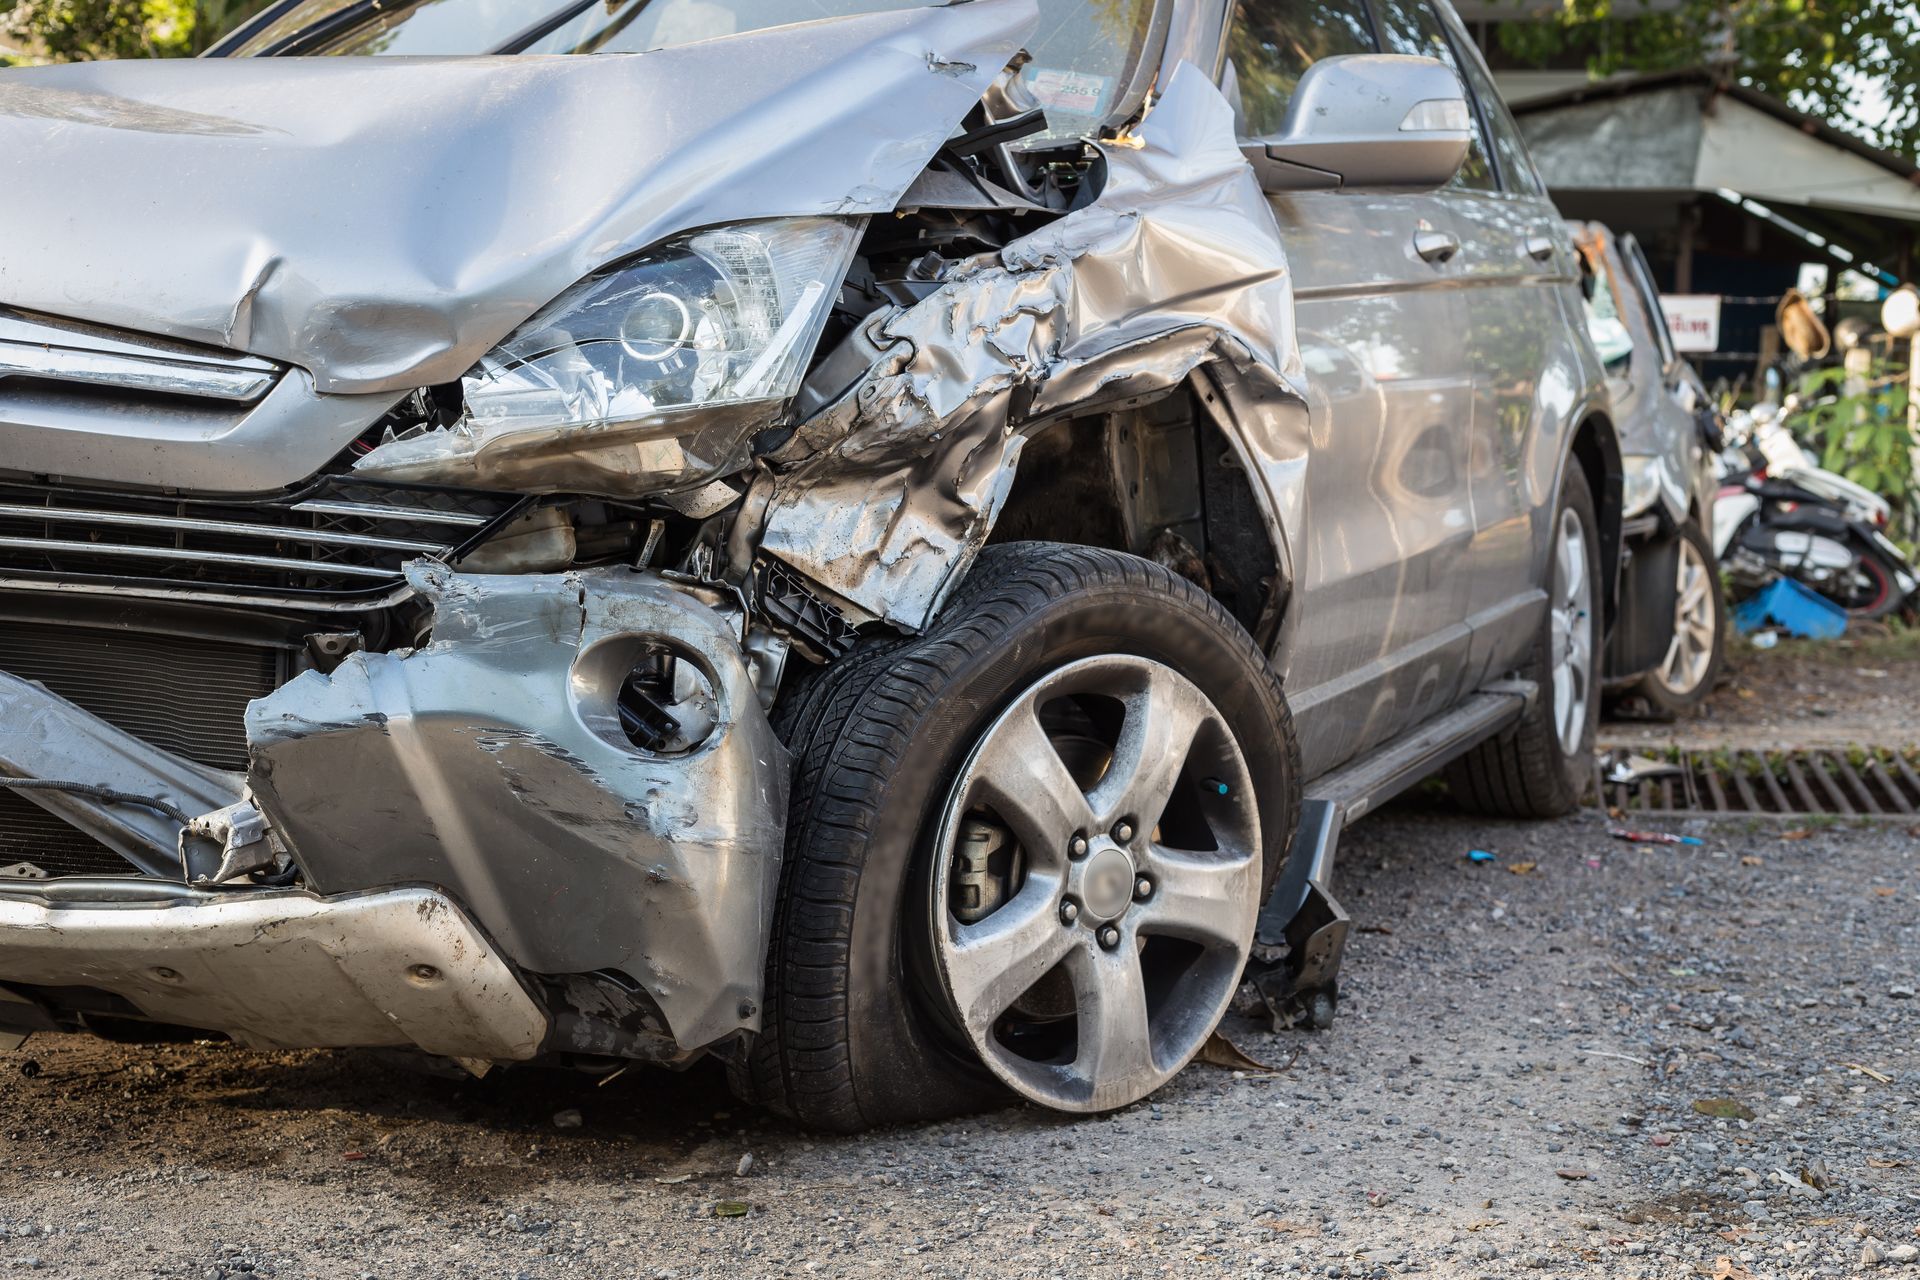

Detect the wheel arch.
xmin=982 ymin=371 xmax=1297 ymax=652
xmin=1563 ymin=407 xmax=1625 ymax=636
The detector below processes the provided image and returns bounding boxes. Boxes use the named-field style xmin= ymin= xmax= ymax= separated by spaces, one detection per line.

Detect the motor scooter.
xmin=1714 ymin=396 xmax=1918 ymax=618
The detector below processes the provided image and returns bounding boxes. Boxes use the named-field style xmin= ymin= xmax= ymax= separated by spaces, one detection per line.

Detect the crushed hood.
xmin=0 ymin=0 xmax=1035 ymax=394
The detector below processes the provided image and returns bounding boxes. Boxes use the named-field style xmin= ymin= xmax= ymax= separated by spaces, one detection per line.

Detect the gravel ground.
xmin=1 ymin=804 xmax=1914 ymax=1279
xmin=1604 ymin=629 xmax=1920 ymax=752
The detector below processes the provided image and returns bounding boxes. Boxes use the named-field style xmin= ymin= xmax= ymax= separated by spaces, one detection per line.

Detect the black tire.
xmin=731 ymin=543 xmax=1300 ymax=1131
xmin=1836 ymin=541 xmax=1905 ymax=619
xmin=1446 ymin=465 xmax=1602 ymax=818
xmin=1629 ymin=517 xmax=1727 ymax=716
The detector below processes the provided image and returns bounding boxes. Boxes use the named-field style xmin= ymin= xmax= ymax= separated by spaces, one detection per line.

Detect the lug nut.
xmin=1068 ymin=833 xmax=1089 ymax=859
xmin=1134 ymin=876 xmax=1153 ymax=902
xmin=1059 ymin=899 xmax=1080 ymax=925
xmin=1097 ymin=925 xmax=1122 ymax=950
xmin=1111 ymin=819 xmax=1135 ymax=843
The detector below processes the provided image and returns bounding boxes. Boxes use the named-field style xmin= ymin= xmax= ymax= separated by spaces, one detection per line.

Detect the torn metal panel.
xmin=0 ymin=671 xmax=239 ymax=876
xmin=0 ymin=882 xmax=547 ymax=1060
xmin=758 ymin=63 xmax=1307 ymax=630
xmin=244 ymin=562 xmax=788 ymax=1053
xmin=0 ymin=1 xmax=1038 ymax=395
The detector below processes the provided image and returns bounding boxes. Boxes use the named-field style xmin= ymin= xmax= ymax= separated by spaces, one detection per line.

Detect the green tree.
xmin=1488 ymin=0 xmax=1920 ymax=157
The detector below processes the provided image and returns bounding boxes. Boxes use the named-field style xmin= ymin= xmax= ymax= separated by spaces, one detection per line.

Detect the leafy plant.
xmin=1789 ymin=363 xmax=1919 ymax=552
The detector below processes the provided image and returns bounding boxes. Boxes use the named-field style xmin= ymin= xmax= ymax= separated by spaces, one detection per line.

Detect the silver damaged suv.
xmin=0 ymin=0 xmax=1620 ymax=1128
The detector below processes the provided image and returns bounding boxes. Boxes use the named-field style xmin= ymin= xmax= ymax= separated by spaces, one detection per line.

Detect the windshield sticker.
xmin=1026 ymin=68 xmax=1111 ymax=116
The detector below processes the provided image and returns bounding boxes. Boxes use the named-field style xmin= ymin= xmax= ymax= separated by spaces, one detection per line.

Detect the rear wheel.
xmin=1446 ymin=466 xmax=1601 ymax=818
xmin=1631 ymin=518 xmax=1726 ymax=715
xmin=732 ymin=543 xmax=1299 ymax=1130
xmin=1827 ymin=541 xmax=1902 ymax=618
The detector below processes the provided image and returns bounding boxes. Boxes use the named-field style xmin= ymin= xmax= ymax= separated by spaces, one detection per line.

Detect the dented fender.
xmin=245 ymin=562 xmax=789 ymax=1052
xmin=755 ymin=63 xmax=1310 ymax=631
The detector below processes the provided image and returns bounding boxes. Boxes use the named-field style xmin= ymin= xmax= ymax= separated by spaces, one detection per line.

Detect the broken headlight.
xmin=465 ymin=217 xmax=858 ymax=425
xmin=353 ymin=217 xmax=861 ymax=494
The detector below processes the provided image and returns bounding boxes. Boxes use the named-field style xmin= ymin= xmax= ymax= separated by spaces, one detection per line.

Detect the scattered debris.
xmin=1467 ymin=850 xmax=1497 ymax=864
xmin=1740 ymin=855 xmax=1764 ymax=866
xmin=1841 ymin=1063 xmax=1892 ymax=1083
xmin=1508 ymin=861 xmax=1538 ymax=875
xmin=714 ymin=1201 xmax=750 ymax=1218
xmin=1576 ymin=1047 xmax=1651 ymax=1067
xmin=1555 ymin=1169 xmax=1591 ymax=1181
xmin=1782 ymin=829 xmax=1815 ymax=841
xmin=1355 ymin=923 xmax=1394 ymax=935
xmin=1609 ymin=828 xmax=1704 ymax=846
xmin=1604 ymin=753 xmax=1684 ymax=787
xmin=553 ymin=1109 xmax=583 ymax=1130
xmin=1197 ymin=1031 xmax=1278 ymax=1073
xmin=1692 ymin=1098 xmax=1756 ymax=1120
xmin=655 ymin=1173 xmax=693 ymax=1185
xmin=735 ymin=1153 xmax=754 ymax=1177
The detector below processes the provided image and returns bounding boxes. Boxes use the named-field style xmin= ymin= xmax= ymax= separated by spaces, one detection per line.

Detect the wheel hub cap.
xmin=1075 ymin=845 xmax=1137 ymax=921
xmin=923 ymin=654 xmax=1261 ymax=1114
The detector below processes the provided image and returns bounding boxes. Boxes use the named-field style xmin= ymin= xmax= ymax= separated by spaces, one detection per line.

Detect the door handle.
xmin=1414 ymin=230 xmax=1459 ymax=264
xmin=1524 ymin=234 xmax=1556 ymax=262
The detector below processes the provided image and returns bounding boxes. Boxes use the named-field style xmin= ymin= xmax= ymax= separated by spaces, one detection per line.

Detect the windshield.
xmin=231 ymin=0 xmax=1158 ymax=140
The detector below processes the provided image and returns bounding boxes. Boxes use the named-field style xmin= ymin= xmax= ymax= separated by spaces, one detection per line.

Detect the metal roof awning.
xmin=1509 ymin=71 xmax=1920 ymax=282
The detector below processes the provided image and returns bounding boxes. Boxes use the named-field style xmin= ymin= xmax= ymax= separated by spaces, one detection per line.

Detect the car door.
xmin=1221 ymin=0 xmax=1480 ymax=779
xmin=1378 ymin=0 xmax=1581 ymax=685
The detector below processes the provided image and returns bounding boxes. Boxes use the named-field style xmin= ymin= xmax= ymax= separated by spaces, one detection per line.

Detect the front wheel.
xmin=1446 ymin=465 xmax=1602 ymax=818
xmin=732 ymin=543 xmax=1299 ymax=1130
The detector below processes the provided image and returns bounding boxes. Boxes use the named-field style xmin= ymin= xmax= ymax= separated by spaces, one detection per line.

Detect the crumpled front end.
xmin=247 ymin=562 xmax=788 ymax=1053
xmin=0 ymin=7 xmax=1308 ymax=1072
xmin=0 ymin=561 xmax=787 ymax=1062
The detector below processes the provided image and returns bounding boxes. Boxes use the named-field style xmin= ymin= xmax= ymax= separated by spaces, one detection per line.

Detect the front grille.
xmin=0 ymin=790 xmax=141 ymax=878
xmin=0 ymin=621 xmax=282 ymax=771
xmin=0 ymin=477 xmax=522 ymax=606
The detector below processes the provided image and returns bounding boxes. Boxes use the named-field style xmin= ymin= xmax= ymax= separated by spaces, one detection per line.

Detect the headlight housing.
xmin=1620 ymin=454 xmax=1663 ymax=520
xmin=354 ymin=217 xmax=861 ymax=495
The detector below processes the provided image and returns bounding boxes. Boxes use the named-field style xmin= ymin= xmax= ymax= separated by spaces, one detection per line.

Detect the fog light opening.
xmin=616 ymin=641 xmax=719 ymax=755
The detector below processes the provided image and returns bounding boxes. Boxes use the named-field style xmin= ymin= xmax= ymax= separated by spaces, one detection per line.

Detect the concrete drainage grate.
xmin=1595 ymin=746 xmax=1920 ymax=818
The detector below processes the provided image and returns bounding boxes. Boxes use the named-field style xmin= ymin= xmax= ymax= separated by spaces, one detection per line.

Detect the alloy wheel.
xmin=924 ymin=654 xmax=1260 ymax=1113
xmin=1654 ymin=536 xmax=1716 ymax=696
xmin=1547 ymin=506 xmax=1594 ymax=756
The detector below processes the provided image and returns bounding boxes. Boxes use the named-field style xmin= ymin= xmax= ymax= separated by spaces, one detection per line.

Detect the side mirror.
xmin=1242 ymin=54 xmax=1472 ymax=194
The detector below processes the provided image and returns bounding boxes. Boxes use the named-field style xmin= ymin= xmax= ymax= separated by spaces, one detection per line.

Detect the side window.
xmin=1623 ymin=236 xmax=1678 ymax=367
xmin=1447 ymin=27 xmax=1550 ymax=197
xmin=1223 ymin=0 xmax=1379 ymax=140
xmin=1576 ymin=242 xmax=1635 ymax=372
xmin=1371 ymin=0 xmax=1495 ymax=191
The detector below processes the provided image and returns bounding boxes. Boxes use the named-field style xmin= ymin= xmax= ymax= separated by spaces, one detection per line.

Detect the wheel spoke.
xmin=942 ymin=879 xmax=1077 ymax=1035
xmin=1137 ymin=845 xmax=1260 ymax=949
xmin=1068 ymin=937 xmax=1154 ymax=1096
xmin=967 ymin=702 xmax=1095 ymax=862
xmin=1086 ymin=664 xmax=1210 ymax=832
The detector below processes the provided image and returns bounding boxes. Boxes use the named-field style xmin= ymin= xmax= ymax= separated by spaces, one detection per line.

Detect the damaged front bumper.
xmin=0 ymin=564 xmax=789 ymax=1062
xmin=0 ymin=881 xmax=547 ymax=1061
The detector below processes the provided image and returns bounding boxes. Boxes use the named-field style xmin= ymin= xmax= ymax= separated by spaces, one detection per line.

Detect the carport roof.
xmin=1510 ymin=70 xmax=1920 ymax=279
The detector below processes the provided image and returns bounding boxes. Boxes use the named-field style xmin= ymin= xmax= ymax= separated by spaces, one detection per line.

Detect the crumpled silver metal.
xmin=244 ymin=561 xmax=789 ymax=1053
xmin=0 ymin=1 xmax=1036 ymax=395
xmin=755 ymin=63 xmax=1306 ymax=630
xmin=0 ymin=670 xmax=239 ymax=877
